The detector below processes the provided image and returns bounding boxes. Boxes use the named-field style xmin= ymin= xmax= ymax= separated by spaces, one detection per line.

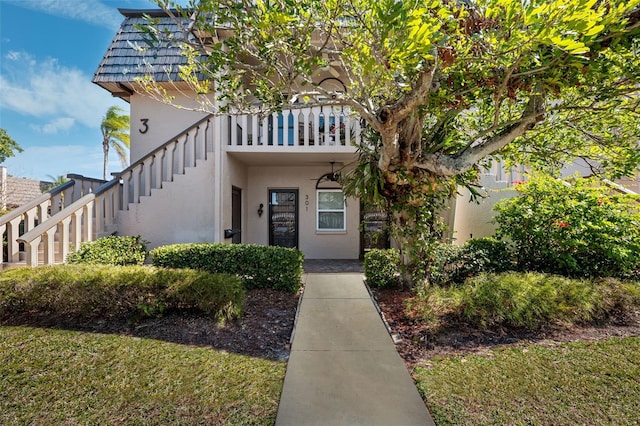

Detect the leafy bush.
xmin=463 ymin=237 xmax=514 ymax=273
xmin=408 ymin=272 xmax=640 ymax=331
xmin=364 ymin=248 xmax=400 ymax=288
xmin=150 ymin=243 xmax=303 ymax=293
xmin=494 ymin=175 xmax=640 ymax=278
xmin=426 ymin=238 xmax=514 ymax=286
xmin=0 ymin=264 xmax=244 ymax=323
xmin=66 ymin=235 xmax=147 ymax=266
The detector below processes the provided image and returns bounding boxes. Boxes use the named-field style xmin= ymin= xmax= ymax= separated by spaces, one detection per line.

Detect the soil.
xmin=371 ymin=287 xmax=640 ymax=369
xmin=1 ymin=289 xmax=300 ymax=361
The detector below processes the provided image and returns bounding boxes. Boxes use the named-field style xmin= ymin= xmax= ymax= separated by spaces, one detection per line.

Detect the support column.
xmin=213 ymin=116 xmax=224 ymax=242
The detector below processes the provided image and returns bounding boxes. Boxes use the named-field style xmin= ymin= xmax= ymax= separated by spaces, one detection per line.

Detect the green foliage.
xmin=44 ymin=175 xmax=69 ymax=191
xmin=143 ymin=0 xmax=640 ymax=285
xmin=150 ymin=243 xmax=303 ymax=293
xmin=364 ymin=248 xmax=400 ymax=288
xmin=0 ymin=264 xmax=245 ymax=322
xmin=410 ymin=272 xmax=640 ymax=331
xmin=494 ymin=175 xmax=640 ymax=278
xmin=0 ymin=128 xmax=23 ymax=163
xmin=100 ymin=106 xmax=130 ymax=180
xmin=464 ymin=237 xmax=514 ymax=274
xmin=166 ymin=271 xmax=245 ymax=320
xmin=66 ymin=235 xmax=148 ymax=266
xmin=421 ymin=238 xmax=514 ymax=286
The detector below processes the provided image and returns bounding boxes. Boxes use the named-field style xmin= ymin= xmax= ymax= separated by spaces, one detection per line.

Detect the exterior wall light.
xmin=258 ymin=203 xmax=264 ymax=217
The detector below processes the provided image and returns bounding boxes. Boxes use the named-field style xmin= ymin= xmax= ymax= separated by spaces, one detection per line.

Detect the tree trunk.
xmin=103 ymin=140 xmax=109 ymax=181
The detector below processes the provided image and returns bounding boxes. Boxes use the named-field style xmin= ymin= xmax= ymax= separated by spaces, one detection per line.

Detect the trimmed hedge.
xmin=0 ymin=264 xmax=245 ymax=323
xmin=150 ymin=243 xmax=303 ymax=293
xmin=364 ymin=249 xmax=400 ymax=288
xmin=66 ymin=235 xmax=147 ymax=266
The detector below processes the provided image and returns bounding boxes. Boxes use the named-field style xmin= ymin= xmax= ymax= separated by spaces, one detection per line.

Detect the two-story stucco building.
xmin=91 ymin=8 xmax=373 ymax=260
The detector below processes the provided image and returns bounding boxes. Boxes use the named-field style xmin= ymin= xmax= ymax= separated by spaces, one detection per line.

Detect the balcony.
xmin=225 ymin=105 xmax=362 ymax=165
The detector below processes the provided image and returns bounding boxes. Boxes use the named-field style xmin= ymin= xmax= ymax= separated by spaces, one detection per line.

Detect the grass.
xmin=0 ymin=326 xmax=285 ymax=425
xmin=415 ymin=336 xmax=640 ymax=425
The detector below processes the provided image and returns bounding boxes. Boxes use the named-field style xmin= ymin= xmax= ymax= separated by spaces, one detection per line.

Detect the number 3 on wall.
xmin=139 ymin=118 xmax=149 ymax=134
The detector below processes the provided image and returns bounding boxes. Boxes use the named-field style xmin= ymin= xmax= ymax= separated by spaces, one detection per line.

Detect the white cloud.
xmin=3 ymin=0 xmax=123 ymax=31
xmin=0 ymin=51 xmax=128 ymax=130
xmin=38 ymin=117 xmax=77 ymax=134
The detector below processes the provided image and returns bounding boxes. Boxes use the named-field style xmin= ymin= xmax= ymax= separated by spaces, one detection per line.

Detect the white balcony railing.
xmin=227 ymin=105 xmax=363 ymax=149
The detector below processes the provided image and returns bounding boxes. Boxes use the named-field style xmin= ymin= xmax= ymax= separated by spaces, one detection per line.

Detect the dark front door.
xmin=231 ymin=187 xmax=242 ymax=244
xmin=269 ymin=189 xmax=298 ymax=248
xmin=360 ymin=203 xmax=390 ymax=258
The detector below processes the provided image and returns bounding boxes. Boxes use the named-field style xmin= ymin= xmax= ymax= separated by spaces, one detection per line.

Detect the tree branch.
xmin=416 ymin=93 xmax=545 ymax=176
xmin=381 ymin=62 xmax=438 ymax=126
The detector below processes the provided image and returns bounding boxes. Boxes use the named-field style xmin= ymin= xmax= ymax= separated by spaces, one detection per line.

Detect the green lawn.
xmin=0 ymin=326 xmax=285 ymax=425
xmin=415 ymin=336 xmax=640 ymax=425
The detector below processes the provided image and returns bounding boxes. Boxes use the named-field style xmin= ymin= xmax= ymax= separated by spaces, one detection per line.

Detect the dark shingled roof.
xmin=92 ymin=9 xmax=194 ymax=100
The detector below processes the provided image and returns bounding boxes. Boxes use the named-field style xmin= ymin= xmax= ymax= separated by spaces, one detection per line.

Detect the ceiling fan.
xmin=315 ymin=161 xmax=341 ymax=189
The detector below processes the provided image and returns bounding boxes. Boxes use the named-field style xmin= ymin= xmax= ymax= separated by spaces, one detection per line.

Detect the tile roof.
xmin=2 ymin=176 xmax=50 ymax=209
xmin=92 ymin=9 xmax=197 ymax=99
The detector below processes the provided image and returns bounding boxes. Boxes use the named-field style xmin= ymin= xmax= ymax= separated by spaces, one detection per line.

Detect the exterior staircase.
xmin=0 ymin=105 xmax=364 ymax=268
xmin=0 ymin=115 xmax=216 ymax=268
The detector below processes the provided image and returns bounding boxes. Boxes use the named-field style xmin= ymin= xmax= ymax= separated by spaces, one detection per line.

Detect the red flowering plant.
xmin=494 ymin=174 xmax=640 ymax=278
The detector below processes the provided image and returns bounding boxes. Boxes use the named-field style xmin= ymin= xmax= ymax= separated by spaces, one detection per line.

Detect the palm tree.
xmin=100 ymin=106 xmax=130 ymax=180
xmin=44 ymin=174 xmax=69 ymax=191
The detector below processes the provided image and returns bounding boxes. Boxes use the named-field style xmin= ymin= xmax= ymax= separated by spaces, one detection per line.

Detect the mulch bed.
xmin=1 ymin=289 xmax=300 ymax=361
xmin=371 ymin=287 xmax=640 ymax=369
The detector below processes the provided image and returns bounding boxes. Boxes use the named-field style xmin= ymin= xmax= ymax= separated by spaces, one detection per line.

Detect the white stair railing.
xmin=16 ymin=179 xmax=121 ymax=266
xmin=0 ymin=176 xmax=104 ymax=267
xmin=8 ymin=115 xmax=216 ymax=267
xmin=117 ymin=115 xmax=215 ymax=207
xmin=483 ymin=158 xmax=527 ymax=187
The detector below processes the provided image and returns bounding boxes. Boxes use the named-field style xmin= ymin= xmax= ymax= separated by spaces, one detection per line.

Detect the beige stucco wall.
xmin=129 ymin=92 xmax=211 ymax=163
xmin=221 ymin=154 xmax=249 ymax=242
xmin=244 ymin=165 xmax=360 ymax=259
xmin=451 ymin=175 xmax=517 ymax=245
xmin=117 ymin=157 xmax=217 ymax=250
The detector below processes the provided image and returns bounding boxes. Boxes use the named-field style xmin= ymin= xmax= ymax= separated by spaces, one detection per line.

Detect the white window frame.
xmin=316 ymin=189 xmax=346 ymax=231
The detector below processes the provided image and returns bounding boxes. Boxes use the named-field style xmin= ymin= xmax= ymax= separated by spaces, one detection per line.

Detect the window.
xmin=317 ymin=189 xmax=346 ymax=231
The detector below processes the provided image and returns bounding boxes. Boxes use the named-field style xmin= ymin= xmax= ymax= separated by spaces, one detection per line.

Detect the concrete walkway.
xmin=276 ymin=273 xmax=435 ymax=426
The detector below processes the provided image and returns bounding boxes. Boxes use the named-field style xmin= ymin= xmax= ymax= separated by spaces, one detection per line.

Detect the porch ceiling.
xmin=227 ymin=151 xmax=358 ymax=167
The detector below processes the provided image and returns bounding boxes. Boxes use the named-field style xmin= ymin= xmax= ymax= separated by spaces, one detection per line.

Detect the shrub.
xmin=150 ymin=243 xmax=303 ymax=293
xmin=463 ymin=237 xmax=514 ymax=273
xmin=409 ymin=272 xmax=640 ymax=331
xmin=494 ymin=175 xmax=640 ymax=278
xmin=166 ymin=271 xmax=245 ymax=320
xmin=0 ymin=264 xmax=245 ymax=323
xmin=458 ymin=272 xmax=601 ymax=329
xmin=66 ymin=235 xmax=147 ymax=266
xmin=425 ymin=243 xmax=469 ymax=286
xmin=364 ymin=249 xmax=400 ymax=288
xmin=426 ymin=238 xmax=514 ymax=286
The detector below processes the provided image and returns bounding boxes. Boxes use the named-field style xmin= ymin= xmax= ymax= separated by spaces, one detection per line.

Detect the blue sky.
xmin=0 ymin=0 xmax=176 ymax=181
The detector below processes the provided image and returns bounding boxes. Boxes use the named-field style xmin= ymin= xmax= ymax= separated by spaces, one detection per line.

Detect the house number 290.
xmin=139 ymin=118 xmax=149 ymax=134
